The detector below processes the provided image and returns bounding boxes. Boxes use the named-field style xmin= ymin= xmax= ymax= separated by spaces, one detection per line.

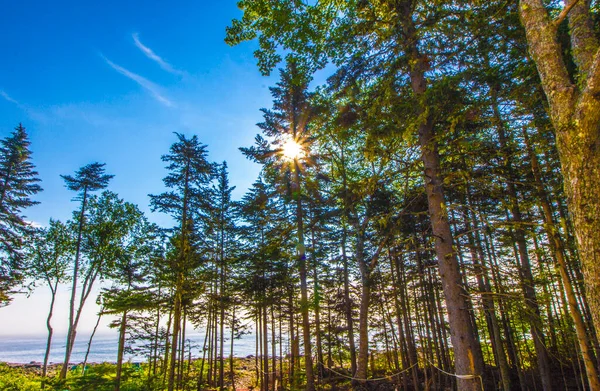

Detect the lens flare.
xmin=281 ymin=136 xmax=305 ymax=161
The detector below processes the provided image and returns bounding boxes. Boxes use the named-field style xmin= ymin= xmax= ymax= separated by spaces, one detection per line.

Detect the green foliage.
xmin=28 ymin=219 xmax=73 ymax=289
xmin=0 ymin=363 xmax=168 ymax=391
xmin=61 ymin=162 xmax=113 ymax=195
xmin=0 ymin=124 xmax=42 ymax=305
xmin=0 ymin=364 xmax=41 ymax=391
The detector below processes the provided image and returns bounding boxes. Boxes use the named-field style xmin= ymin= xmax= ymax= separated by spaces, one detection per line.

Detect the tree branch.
xmin=369 ymin=231 xmax=393 ymax=270
xmin=553 ymin=0 xmax=580 ymax=28
xmin=519 ymin=0 xmax=578 ymax=124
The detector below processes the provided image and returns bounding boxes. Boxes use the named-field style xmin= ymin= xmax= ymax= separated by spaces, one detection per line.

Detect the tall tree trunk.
xmin=163 ymin=305 xmax=173 ymax=388
xmin=168 ymin=286 xmax=182 ymax=391
xmin=271 ymin=306 xmax=277 ymax=391
xmin=115 ymin=310 xmax=128 ymax=391
xmin=60 ymin=187 xmax=88 ymax=379
xmin=353 ymin=221 xmax=389 ymax=390
xmin=82 ymin=304 xmax=103 ymax=375
xmin=178 ymin=306 xmax=187 ymax=390
xmin=311 ymin=227 xmax=324 ymax=382
xmin=519 ymin=0 xmax=600 ymax=343
xmin=263 ymin=305 xmax=269 ymax=391
xmin=288 ymin=287 xmax=295 ymax=388
xmin=353 ymin=235 xmax=371 ymax=390
xmin=219 ymin=227 xmax=226 ymax=391
xmin=230 ymin=305 xmax=236 ymax=391
xmin=416 ymin=98 xmax=484 ymax=391
xmin=395 ymin=2 xmax=485 ymax=388
xmin=462 ymin=193 xmax=511 ymax=391
xmin=392 ymin=251 xmax=420 ymax=390
xmin=339 ymin=145 xmax=358 ymax=376
xmin=41 ymin=283 xmax=58 ymax=388
xmin=169 ymin=161 xmax=190 ymax=391
xmin=492 ymin=87 xmax=553 ymax=390
xmin=152 ymin=285 xmax=161 ymax=376
xmin=341 ymin=223 xmax=357 ymax=375
xmin=523 ymin=127 xmax=600 ymax=390
xmin=255 ymin=313 xmax=260 ymax=391
xmin=481 ymin=219 xmax=527 ymax=388
xmin=293 ymin=161 xmax=315 ymax=391
xmin=197 ymin=311 xmax=210 ymax=391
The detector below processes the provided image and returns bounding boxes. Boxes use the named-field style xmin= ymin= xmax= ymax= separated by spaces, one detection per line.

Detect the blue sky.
xmin=0 ymin=0 xmax=280 ymax=336
xmin=0 ymin=0 xmax=277 ymax=229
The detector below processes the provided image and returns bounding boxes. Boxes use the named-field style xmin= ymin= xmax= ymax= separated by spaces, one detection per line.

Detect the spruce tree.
xmin=207 ymin=161 xmax=237 ymax=390
xmin=242 ymin=60 xmax=318 ymax=391
xmin=149 ymin=133 xmax=214 ymax=391
xmin=0 ymin=123 xmax=42 ymax=305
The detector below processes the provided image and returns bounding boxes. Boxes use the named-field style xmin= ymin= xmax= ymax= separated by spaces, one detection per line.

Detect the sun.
xmin=281 ymin=135 xmax=306 ymax=161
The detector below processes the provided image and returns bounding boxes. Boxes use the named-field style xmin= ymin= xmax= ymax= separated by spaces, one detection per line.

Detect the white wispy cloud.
xmin=0 ymin=90 xmax=49 ymax=122
xmin=132 ymin=33 xmax=183 ymax=76
xmin=101 ymin=55 xmax=174 ymax=107
xmin=1 ymin=90 xmax=23 ymax=107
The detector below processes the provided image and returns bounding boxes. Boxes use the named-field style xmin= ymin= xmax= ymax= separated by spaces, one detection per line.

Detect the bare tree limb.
xmin=553 ymin=0 xmax=580 ymax=28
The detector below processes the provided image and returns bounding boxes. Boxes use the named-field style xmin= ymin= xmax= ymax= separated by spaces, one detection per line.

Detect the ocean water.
xmin=0 ymin=333 xmax=257 ymax=364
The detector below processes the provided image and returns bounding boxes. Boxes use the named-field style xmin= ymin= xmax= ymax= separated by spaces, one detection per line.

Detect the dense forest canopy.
xmin=1 ymin=0 xmax=600 ymax=390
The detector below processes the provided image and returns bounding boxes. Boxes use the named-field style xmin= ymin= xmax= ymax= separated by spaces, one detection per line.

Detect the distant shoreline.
xmin=1 ymin=354 xmax=265 ymax=369
xmin=2 ymin=361 xmax=118 ymax=368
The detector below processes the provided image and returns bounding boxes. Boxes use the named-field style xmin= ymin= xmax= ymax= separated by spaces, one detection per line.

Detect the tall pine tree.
xmin=0 ymin=123 xmax=42 ymax=305
xmin=149 ymin=133 xmax=214 ymax=391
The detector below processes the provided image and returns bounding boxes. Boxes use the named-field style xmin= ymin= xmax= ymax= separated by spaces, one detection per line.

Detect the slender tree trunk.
xmin=178 ymin=306 xmax=187 ymax=390
xmin=416 ymin=101 xmax=484 ymax=391
xmin=257 ymin=309 xmax=263 ymax=391
xmin=163 ymin=306 xmax=173 ymax=388
xmin=219 ymin=298 xmax=225 ymax=391
xmin=263 ymin=305 xmax=269 ymax=391
xmin=491 ymin=87 xmax=553 ymax=390
xmin=392 ymin=251 xmax=420 ymax=390
xmin=341 ymin=224 xmax=357 ymax=375
xmin=394 ymin=2 xmax=485 ymax=388
xmin=293 ymin=161 xmax=315 ymax=391
xmin=279 ymin=305 xmax=284 ymax=388
xmin=339 ymin=147 xmax=358 ymax=376
xmin=41 ymin=283 xmax=58 ymax=388
xmin=288 ymin=288 xmax=295 ymax=388
xmin=152 ymin=286 xmax=161 ymax=376
xmin=197 ymin=313 xmax=210 ymax=391
xmin=82 ymin=305 xmax=103 ymax=375
xmin=353 ymin=247 xmax=371 ymax=390
xmin=481 ymin=220 xmax=527 ymax=388
xmin=271 ymin=305 xmax=277 ymax=391
xmin=115 ymin=310 xmax=128 ymax=391
xmin=208 ymin=302 xmax=214 ymax=387
xmin=353 ymin=223 xmax=388 ymax=390
xmin=60 ymin=188 xmax=88 ymax=379
xmin=219 ymin=228 xmax=226 ymax=391
xmin=230 ymin=305 xmax=236 ymax=391
xmin=311 ymin=227 xmax=324 ymax=382
xmin=523 ymin=127 xmax=600 ymax=390
xmin=168 ymin=283 xmax=182 ymax=391
xmin=169 ymin=161 xmax=190 ymax=391
xmin=212 ymin=282 xmax=219 ymax=387
xmin=462 ymin=188 xmax=511 ymax=391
